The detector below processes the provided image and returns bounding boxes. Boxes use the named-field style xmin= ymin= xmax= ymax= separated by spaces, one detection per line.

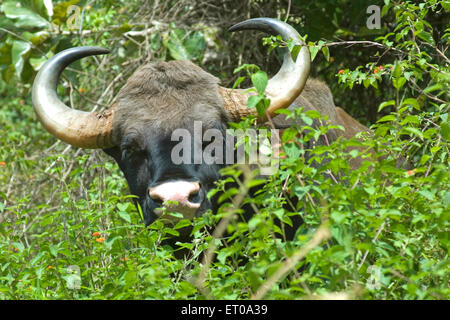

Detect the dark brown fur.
xmin=111 ymin=60 xmax=368 ymax=158
xmin=103 ymin=59 xmax=372 ymax=230
xmin=112 ymin=60 xmax=229 ymax=143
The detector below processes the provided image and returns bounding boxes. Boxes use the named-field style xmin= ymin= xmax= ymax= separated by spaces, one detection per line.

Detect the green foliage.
xmin=233 ymin=63 xmax=270 ymax=119
xmin=166 ymin=26 xmax=206 ymax=62
xmin=0 ymin=0 xmax=448 ymax=300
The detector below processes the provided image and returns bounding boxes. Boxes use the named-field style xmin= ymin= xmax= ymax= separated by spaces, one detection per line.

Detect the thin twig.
xmin=284 ymin=0 xmax=291 ymax=22
xmin=251 ymin=224 xmax=331 ymax=299
xmin=194 ymin=166 xmax=252 ymax=298
xmin=357 ymin=221 xmax=386 ymax=270
xmin=0 ymin=27 xmax=48 ymax=56
xmin=326 ymin=40 xmax=448 ymax=75
xmin=296 ymin=174 xmax=316 ymax=206
xmin=422 ymin=42 xmax=450 ymax=64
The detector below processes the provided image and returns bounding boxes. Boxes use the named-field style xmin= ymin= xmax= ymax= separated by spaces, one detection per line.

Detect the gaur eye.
xmin=121 ymin=133 xmax=145 ymax=161
xmin=121 ymin=149 xmax=129 ymax=160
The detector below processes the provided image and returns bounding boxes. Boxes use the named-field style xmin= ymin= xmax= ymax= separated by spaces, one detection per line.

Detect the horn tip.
xmin=87 ymin=46 xmax=110 ymax=55
xmin=228 ymin=17 xmax=274 ymax=33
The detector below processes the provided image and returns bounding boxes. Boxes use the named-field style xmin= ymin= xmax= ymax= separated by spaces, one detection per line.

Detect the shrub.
xmin=0 ymin=0 xmax=448 ymax=299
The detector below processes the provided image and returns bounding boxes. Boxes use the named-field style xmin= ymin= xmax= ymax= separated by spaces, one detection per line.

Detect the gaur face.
xmin=36 ymin=18 xmax=375 ymax=233
xmin=100 ymin=59 xmax=233 ymax=226
xmin=103 ymin=119 xmax=230 ymax=226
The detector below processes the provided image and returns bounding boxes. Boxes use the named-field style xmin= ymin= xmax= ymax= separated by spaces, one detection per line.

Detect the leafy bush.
xmin=0 ymin=0 xmax=448 ymax=299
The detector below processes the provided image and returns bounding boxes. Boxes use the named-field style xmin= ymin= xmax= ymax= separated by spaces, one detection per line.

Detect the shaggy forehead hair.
xmin=112 ymin=59 xmax=228 ymax=141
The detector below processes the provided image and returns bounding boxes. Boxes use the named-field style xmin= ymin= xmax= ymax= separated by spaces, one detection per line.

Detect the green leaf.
xmin=308 ymin=44 xmax=320 ymax=62
xmin=442 ymin=1 xmax=450 ymax=11
xmin=378 ymin=100 xmax=396 ymax=112
xmin=123 ymin=270 xmax=137 ymax=285
xmin=416 ymin=31 xmax=435 ymax=45
xmin=247 ymin=95 xmax=263 ymax=110
xmin=401 ymin=98 xmax=420 ymax=111
xmin=441 ymin=121 xmax=450 ymax=140
xmin=361 ymin=78 xmax=370 ymax=88
xmin=77 ymin=255 xmax=98 ymax=265
xmin=248 ymin=215 xmax=263 ymax=231
xmin=167 ymin=211 xmax=184 ymax=219
xmin=392 ymin=61 xmax=402 ymax=78
xmin=393 ymin=76 xmax=406 ymax=90
xmin=401 ymin=115 xmax=420 ymax=125
xmin=234 ymin=63 xmax=259 ymax=74
xmin=255 ymin=97 xmax=270 ymax=119
xmin=300 ymin=113 xmax=313 ymax=126
xmin=232 ymin=76 xmax=245 ymax=89
xmin=370 ymin=78 xmax=379 ymax=89
xmin=49 ymin=245 xmax=59 ymax=257
xmin=331 ymin=210 xmax=347 ymax=223
xmin=418 ymin=190 xmax=434 ymax=200
xmin=305 ymin=110 xmax=322 ymax=119
xmin=117 ymin=202 xmax=130 ymax=212
xmin=22 ymin=31 xmax=50 ymax=46
xmin=167 ymin=29 xmax=205 ymax=61
xmin=183 ymin=30 xmax=206 ymax=60
xmin=217 ymin=247 xmax=237 ymax=264
xmin=403 ymin=127 xmax=424 ymax=140
xmin=247 ymin=179 xmax=266 ymax=188
xmin=423 ymin=83 xmax=442 ymax=94
xmin=321 ymin=46 xmax=330 ymax=62
xmin=364 ymin=186 xmax=376 ymax=195
xmin=381 ymin=3 xmax=392 ymax=16
xmin=29 ymin=55 xmax=48 ymax=71
xmin=167 ymin=29 xmax=189 ymax=60
xmin=136 ymin=202 xmax=144 ymax=221
xmin=0 ymin=42 xmax=12 ymax=65
xmin=251 ymin=70 xmax=268 ymax=94
xmin=11 ymin=40 xmax=31 ymax=77
xmin=2 ymin=64 xmax=15 ymax=83
xmin=282 ymin=127 xmax=298 ymax=142
xmin=174 ymin=219 xmax=191 ymax=229
xmin=118 ymin=210 xmax=131 ymax=223
xmin=2 ymin=2 xmax=50 ymax=29
xmin=290 ymin=44 xmax=301 ymax=62
xmin=377 ymin=114 xmax=396 ymax=123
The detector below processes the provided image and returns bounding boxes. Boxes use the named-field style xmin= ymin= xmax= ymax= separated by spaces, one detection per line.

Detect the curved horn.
xmin=222 ymin=18 xmax=310 ymax=121
xmin=32 ymin=47 xmax=116 ymax=149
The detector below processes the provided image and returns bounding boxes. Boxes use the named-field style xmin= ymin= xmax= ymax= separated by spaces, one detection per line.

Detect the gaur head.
xmin=31 ymin=18 xmax=310 ymax=226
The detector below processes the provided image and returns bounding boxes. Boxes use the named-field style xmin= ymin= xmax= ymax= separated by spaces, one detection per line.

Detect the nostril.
xmin=188 ymin=190 xmax=201 ymax=204
xmin=149 ymin=191 xmax=163 ymax=207
xmin=151 ymin=198 xmax=163 ymax=208
xmin=152 ymin=198 xmax=163 ymax=207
